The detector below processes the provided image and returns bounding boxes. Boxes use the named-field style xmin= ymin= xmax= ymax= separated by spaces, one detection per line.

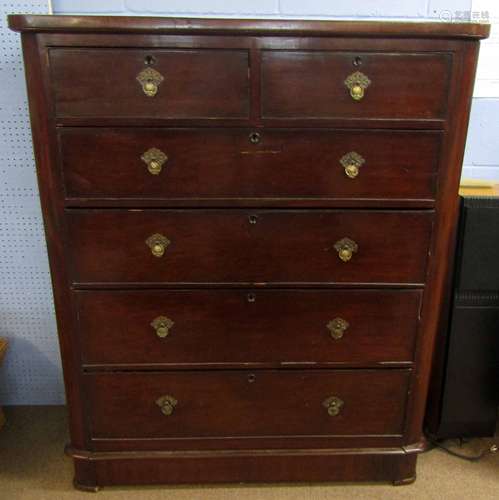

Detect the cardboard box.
xmin=460 ymin=179 xmax=499 ymax=197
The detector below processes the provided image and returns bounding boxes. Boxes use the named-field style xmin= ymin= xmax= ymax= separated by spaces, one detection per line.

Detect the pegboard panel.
xmin=0 ymin=2 xmax=65 ymax=405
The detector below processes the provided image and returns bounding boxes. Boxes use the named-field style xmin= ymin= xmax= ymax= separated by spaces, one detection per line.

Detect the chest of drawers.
xmin=9 ymin=14 xmax=489 ymax=490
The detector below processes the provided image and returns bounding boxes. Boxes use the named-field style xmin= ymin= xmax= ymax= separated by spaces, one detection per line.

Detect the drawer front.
xmin=67 ymin=210 xmax=433 ymax=285
xmin=262 ymin=51 xmax=451 ymax=120
xmin=86 ymin=370 xmax=410 ymax=439
xmin=50 ymin=49 xmax=249 ymax=119
xmin=77 ymin=289 xmax=422 ymax=366
xmin=60 ymin=128 xmax=440 ymax=201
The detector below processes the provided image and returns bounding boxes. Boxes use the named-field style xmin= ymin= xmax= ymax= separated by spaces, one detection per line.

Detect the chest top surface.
xmin=8 ymin=14 xmax=490 ymax=39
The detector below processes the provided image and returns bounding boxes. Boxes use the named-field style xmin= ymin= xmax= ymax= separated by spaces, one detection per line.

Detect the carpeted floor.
xmin=0 ymin=406 xmax=497 ymax=499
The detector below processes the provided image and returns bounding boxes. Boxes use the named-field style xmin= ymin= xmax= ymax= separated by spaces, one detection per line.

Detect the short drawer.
xmin=76 ymin=289 xmax=422 ymax=366
xmin=49 ymin=48 xmax=249 ymax=119
xmin=59 ymin=128 xmax=441 ymax=202
xmin=262 ymin=50 xmax=451 ymax=120
xmin=86 ymin=370 xmax=410 ymax=439
xmin=66 ymin=209 xmax=433 ymax=285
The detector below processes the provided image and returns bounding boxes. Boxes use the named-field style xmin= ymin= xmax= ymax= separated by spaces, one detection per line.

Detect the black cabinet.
xmin=426 ymin=197 xmax=499 ymax=439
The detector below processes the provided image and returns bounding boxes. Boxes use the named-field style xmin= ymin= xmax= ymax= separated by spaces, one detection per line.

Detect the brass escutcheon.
xmin=340 ymin=151 xmax=365 ymax=179
xmin=334 ymin=237 xmax=358 ymax=263
xmin=136 ymin=67 xmax=164 ymax=97
xmin=151 ymin=316 xmax=174 ymax=338
xmin=155 ymin=395 xmax=177 ymax=416
xmin=327 ymin=318 xmax=349 ymax=340
xmin=141 ymin=147 xmax=168 ymax=175
xmin=344 ymin=71 xmax=371 ymax=101
xmin=145 ymin=233 xmax=171 ymax=258
xmin=322 ymin=396 xmax=344 ymax=417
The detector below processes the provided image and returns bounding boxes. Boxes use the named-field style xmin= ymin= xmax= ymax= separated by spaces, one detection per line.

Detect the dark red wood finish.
xmin=67 ymin=209 xmax=433 ymax=285
xmin=9 ymin=14 xmax=487 ymax=489
xmin=50 ymin=48 xmax=250 ymax=119
xmin=262 ymin=51 xmax=452 ymax=119
xmin=8 ymin=15 xmax=490 ymax=38
xmin=59 ymin=128 xmax=441 ymax=202
xmin=76 ymin=289 xmax=421 ymax=366
xmin=86 ymin=370 xmax=410 ymax=440
xmin=66 ymin=447 xmax=419 ymax=488
xmin=405 ymin=41 xmax=481 ymax=445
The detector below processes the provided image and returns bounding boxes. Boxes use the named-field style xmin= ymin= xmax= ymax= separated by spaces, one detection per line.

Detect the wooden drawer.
xmin=67 ymin=209 xmax=433 ymax=285
xmin=49 ymin=48 xmax=249 ymax=119
xmin=76 ymin=289 xmax=422 ymax=366
xmin=59 ymin=128 xmax=440 ymax=202
xmin=86 ymin=370 xmax=410 ymax=440
xmin=262 ymin=51 xmax=451 ymax=120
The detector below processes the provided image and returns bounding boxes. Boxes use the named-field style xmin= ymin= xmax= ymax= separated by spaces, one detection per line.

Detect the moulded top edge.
xmin=7 ymin=15 xmax=490 ymax=40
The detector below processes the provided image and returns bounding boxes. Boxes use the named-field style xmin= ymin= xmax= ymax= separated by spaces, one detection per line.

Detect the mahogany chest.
xmin=9 ymin=14 xmax=489 ymax=489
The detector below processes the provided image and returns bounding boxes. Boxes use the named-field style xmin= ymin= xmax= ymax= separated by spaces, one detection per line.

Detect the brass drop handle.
xmin=322 ymin=396 xmax=344 ymax=417
xmin=340 ymin=152 xmax=365 ymax=179
xmin=155 ymin=395 xmax=177 ymax=416
xmin=334 ymin=237 xmax=358 ymax=263
xmin=345 ymin=165 xmax=358 ymax=178
xmin=151 ymin=316 xmax=174 ymax=338
xmin=351 ymin=84 xmax=364 ymax=100
xmin=344 ymin=71 xmax=371 ymax=101
xmin=141 ymin=147 xmax=168 ymax=175
xmin=146 ymin=233 xmax=171 ymax=258
xmin=136 ymin=67 xmax=164 ymax=97
xmin=327 ymin=318 xmax=349 ymax=340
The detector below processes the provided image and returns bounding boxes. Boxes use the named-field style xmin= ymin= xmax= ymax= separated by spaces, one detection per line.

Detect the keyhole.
xmin=353 ymin=56 xmax=362 ymax=67
xmin=247 ymin=293 xmax=256 ymax=303
xmin=248 ymin=214 xmax=258 ymax=225
xmin=144 ymin=55 xmax=156 ymax=65
xmin=249 ymin=132 xmax=261 ymax=144
xmin=247 ymin=374 xmax=256 ymax=383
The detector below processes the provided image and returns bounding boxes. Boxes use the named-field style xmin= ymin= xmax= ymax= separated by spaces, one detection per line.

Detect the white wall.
xmin=0 ymin=1 xmax=62 ymax=405
xmin=463 ymin=0 xmax=499 ymax=180
xmin=51 ymin=0 xmax=469 ymax=20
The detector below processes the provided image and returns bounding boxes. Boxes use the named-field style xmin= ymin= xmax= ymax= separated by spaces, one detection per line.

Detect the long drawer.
xmin=262 ymin=50 xmax=451 ymax=120
xmin=76 ymin=289 xmax=422 ymax=366
xmin=85 ymin=370 xmax=410 ymax=440
xmin=59 ymin=128 xmax=441 ymax=202
xmin=66 ymin=209 xmax=433 ymax=285
xmin=50 ymin=48 xmax=250 ymax=119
